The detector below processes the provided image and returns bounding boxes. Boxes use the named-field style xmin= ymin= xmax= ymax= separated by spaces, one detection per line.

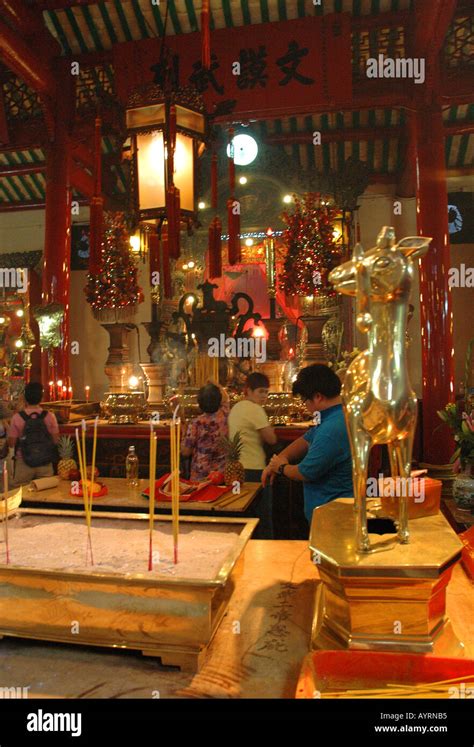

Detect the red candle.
xmin=85 ymin=386 xmax=90 ymax=403
xmin=62 ymin=386 xmax=67 ymax=400
xmin=68 ymin=386 xmax=73 ymax=401
xmin=57 ymin=380 xmax=63 ymax=401
xmin=49 ymin=381 xmax=54 ymax=401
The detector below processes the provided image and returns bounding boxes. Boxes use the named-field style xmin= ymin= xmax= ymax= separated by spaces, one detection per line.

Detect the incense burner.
xmin=0 ymin=509 xmax=257 ymax=672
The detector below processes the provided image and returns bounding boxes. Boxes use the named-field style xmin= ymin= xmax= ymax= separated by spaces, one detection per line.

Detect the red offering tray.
xmin=70 ymin=481 xmax=108 ymax=499
xmin=296 ymin=651 xmax=474 ymax=698
xmin=142 ymin=473 xmax=230 ymax=503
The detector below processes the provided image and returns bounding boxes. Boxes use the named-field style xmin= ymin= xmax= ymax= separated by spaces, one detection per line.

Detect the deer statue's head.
xmin=329 ymin=227 xmax=431 ymax=332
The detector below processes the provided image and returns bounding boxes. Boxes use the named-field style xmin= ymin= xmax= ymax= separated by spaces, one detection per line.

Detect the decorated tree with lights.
xmin=279 ymin=193 xmax=342 ymax=297
xmin=85 ymin=212 xmax=144 ymax=320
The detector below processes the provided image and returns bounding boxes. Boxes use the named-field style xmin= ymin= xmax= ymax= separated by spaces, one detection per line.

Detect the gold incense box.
xmin=0 ymin=509 xmax=257 ymax=672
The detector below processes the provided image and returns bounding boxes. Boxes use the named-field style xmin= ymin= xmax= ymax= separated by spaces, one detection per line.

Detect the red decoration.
xmin=208 ymin=150 xmax=222 ymax=277
xmin=227 ymin=128 xmax=241 ymax=265
xmin=201 ymin=0 xmax=211 ymax=70
xmin=166 ymin=185 xmax=181 ymax=259
xmin=114 ymin=16 xmax=352 ymax=121
xmin=89 ymin=117 xmax=103 ymax=274
xmin=211 ymin=152 xmax=218 ymax=209
xmin=84 ymin=212 xmax=144 ymax=312
xmin=280 ymin=193 xmax=342 ymax=297
xmin=227 ymin=200 xmax=241 ymax=265
xmin=208 ymin=216 xmax=222 ymax=278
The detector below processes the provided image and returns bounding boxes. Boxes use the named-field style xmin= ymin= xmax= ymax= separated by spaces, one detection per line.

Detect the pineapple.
xmin=57 ymin=435 xmax=77 ymax=480
xmin=220 ymin=432 xmax=245 ymax=488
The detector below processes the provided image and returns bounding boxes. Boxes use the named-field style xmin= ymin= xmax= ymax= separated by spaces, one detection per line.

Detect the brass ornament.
xmin=329 ymin=226 xmax=432 ymax=552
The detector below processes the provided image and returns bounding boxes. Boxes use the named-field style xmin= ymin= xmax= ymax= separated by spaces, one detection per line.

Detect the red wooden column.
xmin=41 ymin=64 xmax=73 ymax=388
xmin=414 ymin=103 xmax=455 ymax=464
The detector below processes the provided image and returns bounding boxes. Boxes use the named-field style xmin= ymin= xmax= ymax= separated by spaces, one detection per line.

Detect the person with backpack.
xmin=8 ymin=382 xmax=59 ymax=487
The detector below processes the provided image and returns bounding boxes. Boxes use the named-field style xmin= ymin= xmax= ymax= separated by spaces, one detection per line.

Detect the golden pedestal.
xmin=309 ymin=500 xmax=465 ymax=656
xmin=140 ymin=362 xmax=168 ymax=405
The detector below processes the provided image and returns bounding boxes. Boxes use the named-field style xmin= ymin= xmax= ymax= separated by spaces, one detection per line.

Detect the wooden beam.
xmin=0 ymin=163 xmax=45 ymax=176
xmin=0 ymin=84 xmax=9 ymax=146
xmin=396 ymin=112 xmax=417 ymax=198
xmin=440 ymin=70 xmax=474 ymax=106
xmin=444 ymin=119 xmax=474 ymax=137
xmin=0 ymin=199 xmax=89 ymax=212
xmin=71 ymin=142 xmax=94 ymax=170
xmin=70 ymin=164 xmax=94 ymax=198
xmin=29 ymin=0 xmax=100 ymax=8
xmin=265 ymin=126 xmax=403 ymax=145
xmin=264 ymin=119 xmax=474 ymax=147
xmin=413 ymin=0 xmax=458 ymax=59
xmin=0 ymin=0 xmax=61 ymax=59
xmin=0 ymin=20 xmax=56 ymax=97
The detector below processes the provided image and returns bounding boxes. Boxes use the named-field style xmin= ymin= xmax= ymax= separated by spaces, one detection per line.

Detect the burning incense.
xmin=90 ymin=416 xmax=98 ymax=493
xmin=78 ymin=421 xmax=94 ymax=565
xmin=148 ymin=420 xmax=157 ymax=571
xmin=171 ymin=406 xmax=180 ymax=564
xmin=3 ymin=462 xmax=10 ymax=564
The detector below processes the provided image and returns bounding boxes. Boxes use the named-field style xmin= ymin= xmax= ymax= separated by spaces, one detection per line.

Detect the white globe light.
xmin=227 ymin=134 xmax=258 ymax=166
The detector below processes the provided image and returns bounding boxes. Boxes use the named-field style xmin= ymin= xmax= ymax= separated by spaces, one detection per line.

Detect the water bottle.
xmin=126 ymin=446 xmax=139 ymax=487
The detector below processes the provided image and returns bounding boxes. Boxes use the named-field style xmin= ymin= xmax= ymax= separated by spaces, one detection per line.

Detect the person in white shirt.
xmin=228 ymin=372 xmax=277 ymax=538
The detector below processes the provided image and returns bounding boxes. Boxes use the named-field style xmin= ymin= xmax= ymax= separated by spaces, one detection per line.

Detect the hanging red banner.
xmin=114 ymin=14 xmax=352 ymax=120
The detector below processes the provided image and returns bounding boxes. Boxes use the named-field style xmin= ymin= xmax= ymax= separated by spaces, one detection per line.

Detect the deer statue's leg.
xmin=348 ymin=425 xmax=372 ymax=553
xmin=391 ymin=434 xmax=414 ymax=544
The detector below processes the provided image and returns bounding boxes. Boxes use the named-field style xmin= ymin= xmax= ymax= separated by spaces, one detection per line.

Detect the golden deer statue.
xmin=328 ymin=227 xmax=431 ymax=552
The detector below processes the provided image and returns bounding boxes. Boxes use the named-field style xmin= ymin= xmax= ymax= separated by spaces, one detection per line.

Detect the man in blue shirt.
xmin=262 ymin=364 xmax=353 ymax=525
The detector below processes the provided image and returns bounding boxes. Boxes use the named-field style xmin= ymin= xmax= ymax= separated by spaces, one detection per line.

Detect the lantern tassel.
xmin=227 ymin=127 xmax=240 ymax=265
xmin=166 ymin=185 xmax=181 ymax=259
xmin=161 ymin=225 xmax=172 ymax=299
xmin=208 ymin=216 xmax=222 ymax=278
xmin=227 ymin=198 xmax=241 ymax=265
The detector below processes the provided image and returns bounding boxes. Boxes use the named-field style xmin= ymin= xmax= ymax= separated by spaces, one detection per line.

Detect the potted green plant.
xmin=437 ymin=404 xmax=474 ymax=510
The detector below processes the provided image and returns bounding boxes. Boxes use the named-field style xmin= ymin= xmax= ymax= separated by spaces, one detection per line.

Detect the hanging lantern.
xmin=126 ymin=83 xmax=207 ymax=225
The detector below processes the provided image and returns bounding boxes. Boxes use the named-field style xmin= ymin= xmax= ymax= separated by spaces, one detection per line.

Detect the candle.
xmin=85 ymin=386 xmax=90 ymax=403
xmin=62 ymin=386 xmax=67 ymax=400
xmin=57 ymin=380 xmax=63 ymax=401
xmin=3 ymin=462 xmax=10 ymax=564
xmin=49 ymin=381 xmax=54 ymax=401
xmin=68 ymin=386 xmax=73 ymax=402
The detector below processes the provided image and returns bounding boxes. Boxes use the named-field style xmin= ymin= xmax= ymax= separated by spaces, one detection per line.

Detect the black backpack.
xmin=19 ymin=411 xmax=56 ymax=467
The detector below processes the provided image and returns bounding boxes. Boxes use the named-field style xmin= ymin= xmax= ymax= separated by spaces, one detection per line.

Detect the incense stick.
xmin=80 ymin=420 xmax=93 ymax=565
xmin=148 ymin=420 xmax=157 ymax=571
xmin=171 ymin=406 xmax=180 ymax=564
xmin=3 ymin=462 xmax=10 ymax=564
xmin=88 ymin=416 xmax=98 ymax=563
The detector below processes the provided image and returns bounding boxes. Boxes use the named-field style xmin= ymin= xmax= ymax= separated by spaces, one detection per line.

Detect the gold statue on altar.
xmin=329 ymin=227 xmax=431 ymax=552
